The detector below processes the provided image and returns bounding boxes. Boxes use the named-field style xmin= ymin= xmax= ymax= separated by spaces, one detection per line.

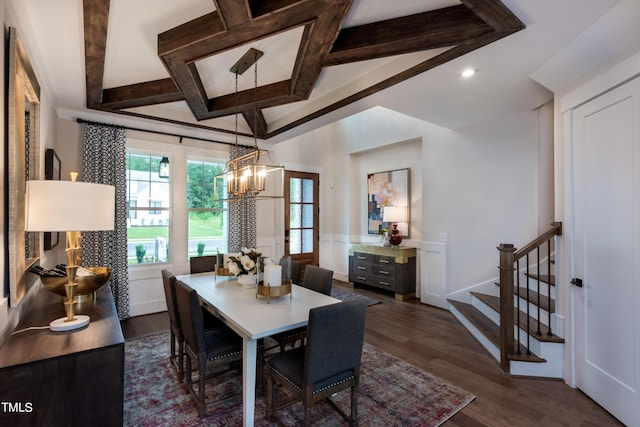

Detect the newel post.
xmin=498 ymin=243 xmax=516 ymax=372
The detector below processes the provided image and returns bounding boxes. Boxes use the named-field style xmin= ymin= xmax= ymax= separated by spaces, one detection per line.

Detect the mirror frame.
xmin=7 ymin=27 xmax=41 ymax=307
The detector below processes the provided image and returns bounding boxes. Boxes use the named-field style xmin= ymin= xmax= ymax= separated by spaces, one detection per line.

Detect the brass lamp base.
xmin=50 ymin=315 xmax=90 ymax=332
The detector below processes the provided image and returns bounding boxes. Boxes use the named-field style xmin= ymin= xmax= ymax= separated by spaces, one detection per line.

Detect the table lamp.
xmin=383 ymin=206 xmax=407 ymax=246
xmin=25 ymin=175 xmax=115 ymax=331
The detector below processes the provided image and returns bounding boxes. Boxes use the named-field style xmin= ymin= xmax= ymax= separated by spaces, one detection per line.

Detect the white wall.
xmin=273 ymin=105 xmax=552 ymax=308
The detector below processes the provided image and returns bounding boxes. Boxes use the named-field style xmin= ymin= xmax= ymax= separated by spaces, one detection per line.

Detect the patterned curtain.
xmin=228 ymin=145 xmax=257 ymax=252
xmin=81 ymin=123 xmax=130 ymax=319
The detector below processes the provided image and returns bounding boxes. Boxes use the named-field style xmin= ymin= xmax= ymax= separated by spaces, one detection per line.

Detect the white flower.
xmin=228 ymin=247 xmax=262 ymax=275
xmin=227 ymin=260 xmax=240 ymax=276
xmin=240 ymin=255 xmax=255 ymax=273
xmin=263 ymin=257 xmax=274 ymax=266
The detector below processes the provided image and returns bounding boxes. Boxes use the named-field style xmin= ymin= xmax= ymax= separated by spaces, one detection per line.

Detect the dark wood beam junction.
xmin=83 ymin=0 xmax=525 ymax=139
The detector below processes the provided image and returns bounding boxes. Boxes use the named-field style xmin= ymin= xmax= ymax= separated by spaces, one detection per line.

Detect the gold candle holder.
xmin=256 ymin=279 xmax=292 ymax=303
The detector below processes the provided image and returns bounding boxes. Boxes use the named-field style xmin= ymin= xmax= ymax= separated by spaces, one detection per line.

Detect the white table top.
xmin=175 ymin=272 xmax=341 ymax=339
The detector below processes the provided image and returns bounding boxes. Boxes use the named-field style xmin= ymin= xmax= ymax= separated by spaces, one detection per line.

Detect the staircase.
xmin=448 ymin=222 xmax=564 ymax=378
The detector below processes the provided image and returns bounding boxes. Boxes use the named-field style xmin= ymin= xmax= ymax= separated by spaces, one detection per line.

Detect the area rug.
xmin=331 ymin=287 xmax=382 ymax=307
xmin=124 ymin=333 xmax=474 ymax=426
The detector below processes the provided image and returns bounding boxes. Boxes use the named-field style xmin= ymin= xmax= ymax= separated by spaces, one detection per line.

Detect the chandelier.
xmin=214 ymin=48 xmax=284 ymax=202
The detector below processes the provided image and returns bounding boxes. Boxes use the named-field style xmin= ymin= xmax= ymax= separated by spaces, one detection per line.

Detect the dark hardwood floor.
xmin=120 ymin=281 xmax=622 ymax=426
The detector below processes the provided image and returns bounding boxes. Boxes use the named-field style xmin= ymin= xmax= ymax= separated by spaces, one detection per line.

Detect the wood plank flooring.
xmin=121 ymin=281 xmax=622 ymax=426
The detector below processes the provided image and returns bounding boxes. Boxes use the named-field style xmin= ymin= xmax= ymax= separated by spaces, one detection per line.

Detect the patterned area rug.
xmin=331 ymin=287 xmax=382 ymax=306
xmin=124 ymin=333 xmax=474 ymax=426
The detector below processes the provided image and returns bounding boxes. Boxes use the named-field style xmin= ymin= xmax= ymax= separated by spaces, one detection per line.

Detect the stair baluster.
xmin=497 ymin=222 xmax=562 ymax=372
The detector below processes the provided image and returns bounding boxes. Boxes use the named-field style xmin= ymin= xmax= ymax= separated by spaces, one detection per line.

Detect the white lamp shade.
xmin=383 ymin=206 xmax=407 ymax=223
xmin=25 ymin=180 xmax=115 ymax=231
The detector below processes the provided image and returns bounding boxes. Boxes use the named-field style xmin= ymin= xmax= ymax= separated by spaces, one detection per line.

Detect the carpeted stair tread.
xmin=470 ymin=292 xmax=564 ymax=343
xmin=449 ymin=300 xmax=545 ymax=363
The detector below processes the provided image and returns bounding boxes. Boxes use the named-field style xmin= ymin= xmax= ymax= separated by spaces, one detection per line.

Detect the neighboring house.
xmin=127 ymin=170 xmax=170 ymax=228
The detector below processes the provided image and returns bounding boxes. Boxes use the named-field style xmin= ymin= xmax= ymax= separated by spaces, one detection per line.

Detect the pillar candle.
xmin=264 ymin=264 xmax=282 ymax=287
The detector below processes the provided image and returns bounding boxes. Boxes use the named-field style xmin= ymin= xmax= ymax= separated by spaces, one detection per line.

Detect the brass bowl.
xmin=41 ymin=266 xmax=113 ymax=297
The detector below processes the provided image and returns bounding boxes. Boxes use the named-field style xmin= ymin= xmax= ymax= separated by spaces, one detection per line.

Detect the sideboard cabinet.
xmin=0 ymin=285 xmax=124 ymax=426
xmin=348 ymin=243 xmax=417 ymax=301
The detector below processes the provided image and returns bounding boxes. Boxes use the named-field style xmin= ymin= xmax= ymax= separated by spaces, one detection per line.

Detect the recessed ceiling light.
xmin=462 ymin=68 xmax=475 ymax=77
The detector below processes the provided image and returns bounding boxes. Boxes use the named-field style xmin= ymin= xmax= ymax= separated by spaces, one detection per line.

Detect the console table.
xmin=348 ymin=243 xmax=417 ymax=301
xmin=0 ymin=285 xmax=124 ymax=426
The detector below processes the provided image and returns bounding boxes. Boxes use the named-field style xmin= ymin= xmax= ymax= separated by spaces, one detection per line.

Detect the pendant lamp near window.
xmin=159 ymin=156 xmax=170 ymax=178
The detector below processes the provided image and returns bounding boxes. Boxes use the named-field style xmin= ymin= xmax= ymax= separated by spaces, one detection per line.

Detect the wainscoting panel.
xmin=420 ymin=242 xmax=448 ymax=309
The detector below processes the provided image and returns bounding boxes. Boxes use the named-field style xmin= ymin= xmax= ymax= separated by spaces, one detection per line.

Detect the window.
xmin=187 ymin=159 xmax=227 ymax=258
xmin=126 ymin=153 xmax=170 ymax=264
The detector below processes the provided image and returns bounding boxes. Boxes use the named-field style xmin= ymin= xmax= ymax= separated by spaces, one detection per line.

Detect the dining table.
xmin=175 ymin=272 xmax=340 ymax=426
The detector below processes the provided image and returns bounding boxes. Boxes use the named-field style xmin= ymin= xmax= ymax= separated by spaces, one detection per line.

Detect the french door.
xmin=284 ymin=171 xmax=319 ymax=278
xmin=571 ymin=76 xmax=640 ymax=426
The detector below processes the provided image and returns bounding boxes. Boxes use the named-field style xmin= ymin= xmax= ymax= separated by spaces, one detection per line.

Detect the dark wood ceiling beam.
xmin=324 ymin=6 xmax=492 ymax=66
xmin=290 ymin=0 xmax=353 ymax=99
xmin=158 ymin=0 xmax=326 ymax=63
xmin=242 ymin=108 xmax=268 ymax=137
xmin=461 ymin=0 xmax=525 ymax=31
xmin=83 ymin=0 xmax=110 ymax=109
xmin=267 ymin=30 xmax=520 ymax=139
xmin=101 ymin=79 xmax=184 ymax=109
xmin=157 ymin=12 xmax=225 ymax=57
xmin=248 ymin=0 xmax=303 ymax=18
xmin=290 ymin=23 xmax=314 ymax=92
xmin=213 ymin=0 xmax=252 ymax=28
xmin=161 ymin=58 xmax=210 ymax=119
xmin=203 ymin=80 xmax=299 ymax=118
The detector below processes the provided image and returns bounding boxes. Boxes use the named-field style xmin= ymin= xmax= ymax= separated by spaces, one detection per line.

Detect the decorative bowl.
xmin=40 ymin=266 xmax=113 ymax=297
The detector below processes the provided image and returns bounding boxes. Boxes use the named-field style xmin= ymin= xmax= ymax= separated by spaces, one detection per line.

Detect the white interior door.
xmin=572 ymin=76 xmax=640 ymax=426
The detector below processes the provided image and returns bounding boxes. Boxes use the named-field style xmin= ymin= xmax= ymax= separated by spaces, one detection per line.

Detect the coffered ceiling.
xmin=82 ymin=0 xmax=523 ymax=140
xmin=17 ymin=0 xmax=638 ymax=144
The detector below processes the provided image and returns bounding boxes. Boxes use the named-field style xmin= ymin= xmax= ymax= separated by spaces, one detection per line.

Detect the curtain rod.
xmin=75 ymin=118 xmax=251 ymax=147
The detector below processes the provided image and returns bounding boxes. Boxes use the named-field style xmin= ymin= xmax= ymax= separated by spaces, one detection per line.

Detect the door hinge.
xmin=570 ymin=277 xmax=583 ymax=287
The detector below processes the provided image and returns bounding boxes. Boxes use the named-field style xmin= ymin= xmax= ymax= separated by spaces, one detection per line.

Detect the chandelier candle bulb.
xmin=264 ymin=264 xmax=281 ymax=287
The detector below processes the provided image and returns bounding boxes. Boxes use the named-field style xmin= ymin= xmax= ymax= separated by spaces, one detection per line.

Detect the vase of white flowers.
xmin=227 ymin=248 xmax=262 ymax=288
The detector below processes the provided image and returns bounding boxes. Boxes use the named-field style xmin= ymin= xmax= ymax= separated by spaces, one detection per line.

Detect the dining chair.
xmin=266 ymin=299 xmax=368 ymax=426
xmin=291 ymin=259 xmax=302 ymax=285
xmin=271 ymin=265 xmax=334 ymax=354
xmin=302 ymin=264 xmax=333 ymax=295
xmin=189 ymin=255 xmax=217 ymax=274
xmin=162 ymin=270 xmax=227 ymax=381
xmin=174 ymin=279 xmax=244 ymax=417
xmin=161 ymin=269 xmax=185 ymax=380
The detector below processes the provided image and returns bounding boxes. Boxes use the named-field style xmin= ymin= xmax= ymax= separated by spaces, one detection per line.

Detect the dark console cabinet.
xmin=0 ymin=285 xmax=124 ymax=426
xmin=349 ymin=243 xmax=417 ymax=301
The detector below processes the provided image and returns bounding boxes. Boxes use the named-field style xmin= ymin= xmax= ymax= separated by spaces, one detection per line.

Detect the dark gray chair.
xmin=302 ymin=264 xmax=333 ymax=295
xmin=189 ymin=255 xmax=217 ymax=274
xmin=174 ymin=279 xmax=243 ymax=417
xmin=279 ymin=255 xmax=302 ymax=285
xmin=162 ymin=270 xmax=228 ymax=381
xmin=271 ymin=265 xmax=334 ymax=353
xmin=161 ymin=270 xmax=185 ymax=380
xmin=291 ymin=260 xmax=302 ymax=285
xmin=266 ymin=299 xmax=368 ymax=426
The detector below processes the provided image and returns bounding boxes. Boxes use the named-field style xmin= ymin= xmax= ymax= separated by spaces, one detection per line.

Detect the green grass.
xmin=128 ymin=215 xmax=223 ymax=239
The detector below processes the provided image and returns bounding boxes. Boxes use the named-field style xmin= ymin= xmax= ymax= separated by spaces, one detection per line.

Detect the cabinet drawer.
xmin=354 ymin=251 xmax=395 ymax=265
xmin=351 ymin=272 xmax=395 ymax=289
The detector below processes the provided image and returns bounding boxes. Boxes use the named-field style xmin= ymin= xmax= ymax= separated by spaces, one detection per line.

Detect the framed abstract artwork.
xmin=367 ymin=168 xmax=410 ymax=236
